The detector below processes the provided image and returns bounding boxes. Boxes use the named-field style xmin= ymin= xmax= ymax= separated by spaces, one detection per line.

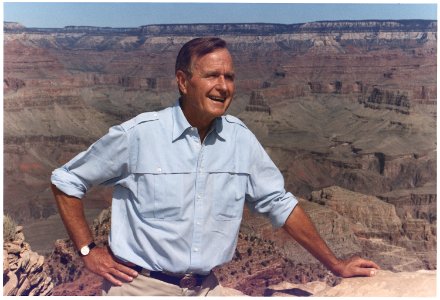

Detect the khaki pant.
xmin=102 ymin=272 xmax=225 ymax=296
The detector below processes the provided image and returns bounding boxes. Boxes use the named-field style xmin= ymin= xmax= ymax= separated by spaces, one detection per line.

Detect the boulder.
xmin=268 ymin=270 xmax=436 ymax=297
xmin=316 ymin=270 xmax=436 ymax=297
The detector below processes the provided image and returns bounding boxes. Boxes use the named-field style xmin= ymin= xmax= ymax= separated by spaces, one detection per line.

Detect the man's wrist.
xmin=325 ymin=257 xmax=345 ymax=276
xmin=78 ymin=241 xmax=97 ymax=256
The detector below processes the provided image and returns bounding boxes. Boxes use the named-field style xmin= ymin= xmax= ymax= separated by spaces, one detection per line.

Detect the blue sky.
xmin=3 ymin=2 xmax=437 ymax=28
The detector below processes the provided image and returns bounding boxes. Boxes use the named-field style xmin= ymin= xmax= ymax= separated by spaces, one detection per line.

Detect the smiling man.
xmin=176 ymin=40 xmax=235 ymax=141
xmin=51 ymin=37 xmax=379 ymax=296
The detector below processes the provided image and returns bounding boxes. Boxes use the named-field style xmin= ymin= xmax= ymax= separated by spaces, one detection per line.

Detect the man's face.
xmin=177 ymin=48 xmax=235 ymax=126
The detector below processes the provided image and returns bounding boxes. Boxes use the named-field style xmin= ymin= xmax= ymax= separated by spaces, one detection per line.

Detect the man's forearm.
xmin=51 ymin=184 xmax=94 ymax=250
xmin=282 ymin=204 xmax=340 ymax=272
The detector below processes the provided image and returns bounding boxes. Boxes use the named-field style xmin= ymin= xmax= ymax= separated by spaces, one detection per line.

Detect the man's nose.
xmin=215 ymin=75 xmax=227 ymax=91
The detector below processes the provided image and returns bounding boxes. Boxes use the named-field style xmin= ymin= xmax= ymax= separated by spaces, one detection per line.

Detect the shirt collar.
xmin=172 ymin=100 xmax=226 ymax=142
xmin=172 ymin=100 xmax=192 ymax=142
xmin=214 ymin=117 xmax=225 ymax=141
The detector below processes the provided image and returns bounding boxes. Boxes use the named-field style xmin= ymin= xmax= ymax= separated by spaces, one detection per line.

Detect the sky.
xmin=3 ymin=1 xmax=437 ymax=28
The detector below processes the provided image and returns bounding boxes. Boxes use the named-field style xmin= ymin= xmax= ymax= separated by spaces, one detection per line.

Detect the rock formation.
xmin=310 ymin=186 xmax=403 ymax=239
xmin=239 ymin=186 xmax=436 ymax=278
xmin=3 ymin=226 xmax=53 ymax=296
xmin=308 ymin=186 xmax=436 ymax=271
xmin=268 ymin=270 xmax=436 ymax=297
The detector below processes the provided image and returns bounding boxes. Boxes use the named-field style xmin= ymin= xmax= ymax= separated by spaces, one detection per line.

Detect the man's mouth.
xmin=208 ymin=95 xmax=226 ymax=103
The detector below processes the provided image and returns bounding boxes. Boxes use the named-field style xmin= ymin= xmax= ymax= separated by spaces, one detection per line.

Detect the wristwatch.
xmin=78 ymin=241 xmax=97 ymax=256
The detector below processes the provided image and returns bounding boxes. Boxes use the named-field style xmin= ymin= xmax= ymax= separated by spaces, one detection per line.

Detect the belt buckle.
xmin=179 ymin=274 xmax=197 ymax=289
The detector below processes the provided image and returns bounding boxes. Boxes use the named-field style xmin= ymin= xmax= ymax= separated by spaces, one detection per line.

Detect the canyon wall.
xmin=3 ymin=20 xmax=436 ymax=275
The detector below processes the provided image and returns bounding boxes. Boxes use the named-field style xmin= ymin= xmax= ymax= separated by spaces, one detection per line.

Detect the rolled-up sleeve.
xmin=245 ymin=135 xmax=298 ymax=228
xmin=51 ymin=125 xmax=129 ymax=199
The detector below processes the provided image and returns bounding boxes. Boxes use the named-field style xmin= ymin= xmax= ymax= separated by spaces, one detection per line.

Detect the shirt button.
xmin=196 ymin=221 xmax=201 ymax=225
xmin=193 ymin=248 xmax=199 ymax=252
xmin=157 ymin=167 xmax=162 ymax=172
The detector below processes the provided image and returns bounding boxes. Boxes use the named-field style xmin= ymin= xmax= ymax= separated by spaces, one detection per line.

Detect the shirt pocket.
xmin=210 ymin=172 xmax=248 ymax=221
xmin=135 ymin=172 xmax=185 ymax=220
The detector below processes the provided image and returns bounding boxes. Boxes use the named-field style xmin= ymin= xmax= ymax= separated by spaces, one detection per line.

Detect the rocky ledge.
xmin=3 ymin=226 xmax=53 ymax=296
xmin=268 ymin=270 xmax=436 ymax=297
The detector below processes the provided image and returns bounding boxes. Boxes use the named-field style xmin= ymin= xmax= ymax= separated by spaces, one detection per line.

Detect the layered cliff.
xmin=5 ymin=19 xmax=436 ymax=35
xmin=240 ymin=186 xmax=435 ymax=275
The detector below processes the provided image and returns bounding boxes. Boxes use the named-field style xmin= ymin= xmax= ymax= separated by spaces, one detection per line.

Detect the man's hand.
xmin=52 ymin=185 xmax=138 ymax=286
xmin=83 ymin=246 xmax=139 ymax=286
xmin=330 ymin=256 xmax=380 ymax=278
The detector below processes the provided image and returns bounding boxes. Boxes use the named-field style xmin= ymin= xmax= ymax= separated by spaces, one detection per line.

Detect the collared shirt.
xmin=51 ymin=101 xmax=297 ymax=274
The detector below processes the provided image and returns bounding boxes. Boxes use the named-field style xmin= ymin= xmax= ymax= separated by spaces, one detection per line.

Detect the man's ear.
xmin=176 ymin=70 xmax=188 ymax=95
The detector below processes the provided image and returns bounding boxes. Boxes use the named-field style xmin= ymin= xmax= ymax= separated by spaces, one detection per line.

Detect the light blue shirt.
xmin=51 ymin=101 xmax=297 ymax=274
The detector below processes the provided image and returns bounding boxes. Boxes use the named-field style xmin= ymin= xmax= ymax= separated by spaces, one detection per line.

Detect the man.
xmin=51 ymin=37 xmax=379 ymax=296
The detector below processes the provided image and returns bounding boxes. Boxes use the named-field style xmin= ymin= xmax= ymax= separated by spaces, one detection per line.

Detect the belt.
xmin=131 ymin=265 xmax=210 ymax=289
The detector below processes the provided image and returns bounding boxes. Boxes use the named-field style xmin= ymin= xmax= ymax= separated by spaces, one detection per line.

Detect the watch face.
xmin=80 ymin=246 xmax=90 ymax=256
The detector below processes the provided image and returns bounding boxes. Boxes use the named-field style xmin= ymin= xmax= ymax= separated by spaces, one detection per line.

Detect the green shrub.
xmin=3 ymin=214 xmax=17 ymax=242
